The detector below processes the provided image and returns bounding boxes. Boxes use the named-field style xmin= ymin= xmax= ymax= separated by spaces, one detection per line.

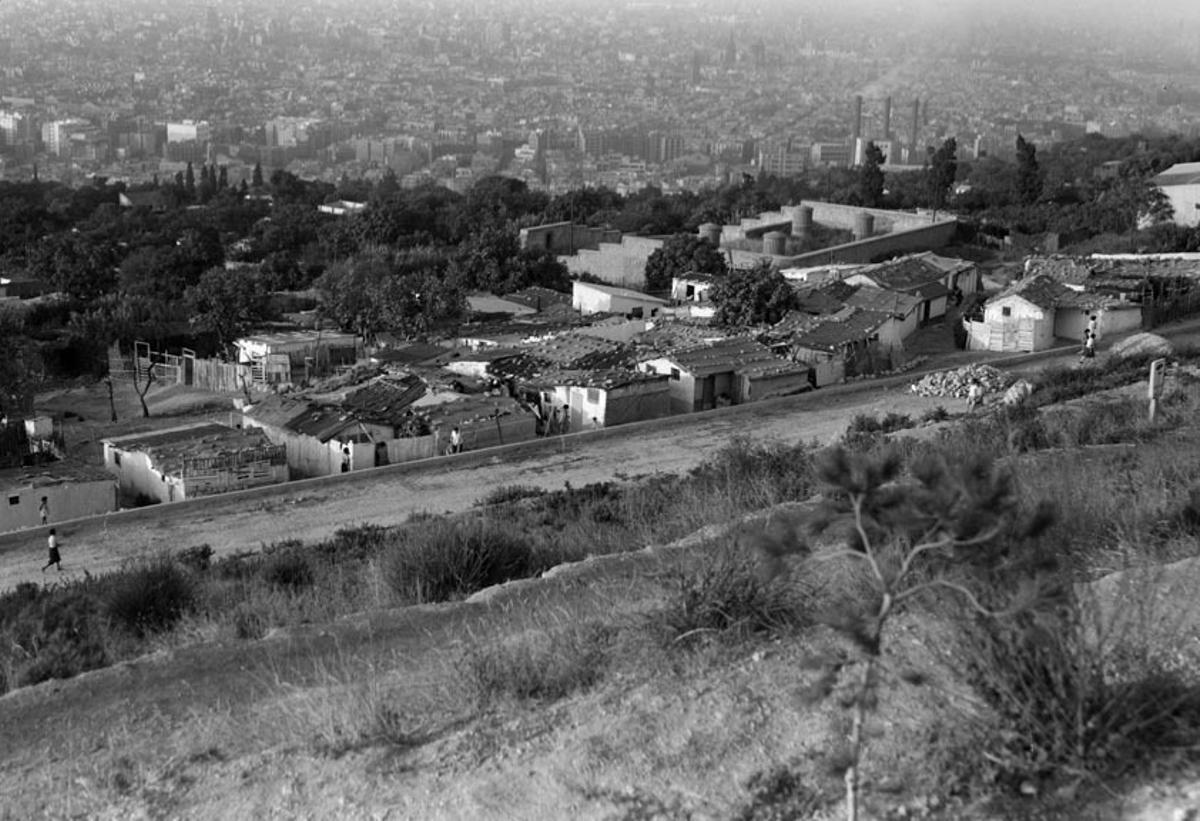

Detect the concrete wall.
xmin=1055 ymin=305 xmax=1142 ymax=342
xmin=104 ymin=445 xmax=170 ymax=503
xmin=1161 ymin=183 xmax=1200 ymax=228
xmin=520 ymin=222 xmax=622 ymax=254
xmin=788 ymin=202 xmax=937 ymax=234
xmin=1 ymin=479 xmax=117 ymax=532
xmin=738 ymin=370 xmax=812 ymax=403
xmin=779 ymin=219 xmax=959 ymax=268
xmin=562 ymin=236 xmax=663 ymax=290
xmin=568 ymin=381 xmax=672 ymax=428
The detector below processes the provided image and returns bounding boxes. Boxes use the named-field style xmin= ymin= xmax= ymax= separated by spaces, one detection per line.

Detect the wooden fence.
xmin=112 ymin=342 xmax=258 ymax=396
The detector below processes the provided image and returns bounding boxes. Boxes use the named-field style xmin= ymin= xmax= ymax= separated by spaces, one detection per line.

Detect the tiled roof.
xmin=343 ymin=375 xmax=427 ymax=423
xmin=844 ymin=285 xmax=921 ymax=317
xmin=1023 ymin=256 xmax=1095 ymax=286
xmin=792 ymin=308 xmax=889 ymax=352
xmin=992 ymin=275 xmax=1071 ymax=310
xmin=792 ymin=287 xmax=847 ymax=316
xmin=857 ymin=255 xmax=952 ymax=298
xmin=503 ymin=285 xmax=572 ymax=311
xmin=647 ymin=337 xmax=790 ymax=377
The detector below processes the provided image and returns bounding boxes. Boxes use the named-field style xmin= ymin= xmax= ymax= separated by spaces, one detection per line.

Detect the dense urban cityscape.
xmin=2 ymin=0 xmax=1200 ymax=193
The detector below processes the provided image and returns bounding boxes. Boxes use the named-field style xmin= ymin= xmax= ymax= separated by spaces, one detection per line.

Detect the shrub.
xmin=231 ymin=602 xmax=270 ymax=640
xmin=920 ymin=405 xmax=950 ymax=424
xmin=478 ymin=484 xmax=547 ymax=506
xmin=261 ymin=545 xmax=316 ymax=591
xmin=176 ymin=544 xmax=214 ymax=572
xmin=315 ymin=525 xmax=394 ymax=563
xmin=9 ymin=588 xmax=109 ymax=687
xmin=383 ymin=518 xmax=541 ymax=603
xmin=954 ymin=582 xmax=1200 ymax=786
xmin=735 ymin=763 xmax=831 ymax=821
xmin=462 ymin=622 xmax=614 ymax=705
xmin=658 ymin=542 xmax=811 ymax=645
xmin=689 ymin=437 xmax=814 ymax=509
xmin=105 ymin=559 xmax=197 ymax=637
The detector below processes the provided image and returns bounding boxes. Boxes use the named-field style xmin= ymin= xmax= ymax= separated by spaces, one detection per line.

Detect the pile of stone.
xmin=909 ymin=364 xmax=1012 ymax=398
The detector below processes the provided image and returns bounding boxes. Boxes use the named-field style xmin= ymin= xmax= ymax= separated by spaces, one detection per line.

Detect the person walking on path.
xmin=1087 ymin=315 xmax=1099 ymax=340
xmin=42 ymin=528 xmax=61 ymax=573
xmin=448 ymin=426 xmax=462 ymax=455
xmin=38 ymin=496 xmax=49 ymax=526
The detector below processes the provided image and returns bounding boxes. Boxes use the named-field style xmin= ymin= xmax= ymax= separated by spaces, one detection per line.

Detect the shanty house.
xmin=965 ymin=276 xmax=1065 ymax=352
xmin=0 ymin=462 xmax=118 ymax=532
xmin=840 ymin=286 xmax=922 ymax=349
xmin=572 ymin=281 xmax=668 ymax=319
xmin=638 ymin=338 xmax=811 ymax=414
xmin=526 ymin=371 xmax=672 ymax=431
xmin=788 ymin=309 xmax=890 ymax=386
xmin=845 ymin=259 xmax=948 ymax=324
xmin=102 ymin=422 xmax=288 ymax=504
xmin=234 ymin=330 xmax=360 ymax=386
xmin=242 ymin=377 xmax=435 ymax=477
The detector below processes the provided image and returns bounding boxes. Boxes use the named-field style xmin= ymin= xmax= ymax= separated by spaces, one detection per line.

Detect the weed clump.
xmin=384 ymin=518 xmax=542 ymax=603
xmin=659 ymin=543 xmax=811 ymax=645
xmin=463 ymin=622 xmax=614 ymax=705
xmin=105 ymin=559 xmax=196 ymax=638
xmin=4 ymin=585 xmax=109 ymax=688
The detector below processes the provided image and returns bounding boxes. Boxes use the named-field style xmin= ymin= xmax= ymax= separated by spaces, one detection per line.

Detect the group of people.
xmin=34 ymin=496 xmax=63 ymax=573
xmin=1080 ymin=315 xmax=1099 ymax=363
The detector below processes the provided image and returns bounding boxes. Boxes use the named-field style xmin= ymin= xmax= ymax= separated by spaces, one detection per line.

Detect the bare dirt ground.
xmin=4 ymin=321 xmax=1200 ymax=820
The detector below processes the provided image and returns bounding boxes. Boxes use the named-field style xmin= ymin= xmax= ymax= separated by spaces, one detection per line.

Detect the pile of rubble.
xmin=909 ymin=364 xmax=1012 ymax=398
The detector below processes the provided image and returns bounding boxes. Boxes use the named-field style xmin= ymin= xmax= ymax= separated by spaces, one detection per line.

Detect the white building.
xmin=572 ymin=281 xmax=668 ymax=318
xmin=166 ymin=120 xmax=212 ymax=144
xmin=1153 ymin=162 xmax=1200 ymax=228
xmin=40 ymin=119 xmax=90 ymax=156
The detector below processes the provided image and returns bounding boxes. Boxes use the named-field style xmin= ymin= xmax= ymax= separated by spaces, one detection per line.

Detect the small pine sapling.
xmin=758 ymin=445 xmax=1057 ymax=821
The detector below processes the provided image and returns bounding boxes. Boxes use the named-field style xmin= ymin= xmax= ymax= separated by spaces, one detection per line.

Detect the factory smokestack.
xmin=852 ymin=95 xmax=863 ymax=143
xmin=883 ymin=96 xmax=892 ymax=140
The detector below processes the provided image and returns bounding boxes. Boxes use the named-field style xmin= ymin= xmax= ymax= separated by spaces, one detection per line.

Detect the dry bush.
xmin=461 ymin=620 xmax=617 ymax=707
xmin=655 ymin=540 xmax=815 ymax=647
xmin=949 ymin=567 xmax=1200 ymax=790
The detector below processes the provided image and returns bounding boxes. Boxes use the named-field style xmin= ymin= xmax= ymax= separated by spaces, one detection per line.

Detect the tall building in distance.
xmin=690 ymin=50 xmax=702 ymax=85
xmin=751 ymin=38 xmax=766 ymax=71
xmin=882 ymin=96 xmax=892 ymax=141
xmin=910 ymin=98 xmax=921 ymax=154
xmin=723 ymin=32 xmax=737 ymax=66
xmin=852 ymin=95 xmax=863 ymax=144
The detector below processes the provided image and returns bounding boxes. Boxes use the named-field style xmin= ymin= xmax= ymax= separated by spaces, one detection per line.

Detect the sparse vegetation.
xmin=462 ymin=621 xmax=616 ymax=706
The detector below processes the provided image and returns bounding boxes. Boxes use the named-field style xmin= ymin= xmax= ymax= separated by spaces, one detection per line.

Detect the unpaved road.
xmin=0 ymin=328 xmax=1187 ymax=593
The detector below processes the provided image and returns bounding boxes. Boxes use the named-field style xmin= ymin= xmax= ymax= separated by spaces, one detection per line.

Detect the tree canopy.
xmin=643 ymin=233 xmax=728 ymax=293
xmin=710 ymin=261 xmax=798 ymax=327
